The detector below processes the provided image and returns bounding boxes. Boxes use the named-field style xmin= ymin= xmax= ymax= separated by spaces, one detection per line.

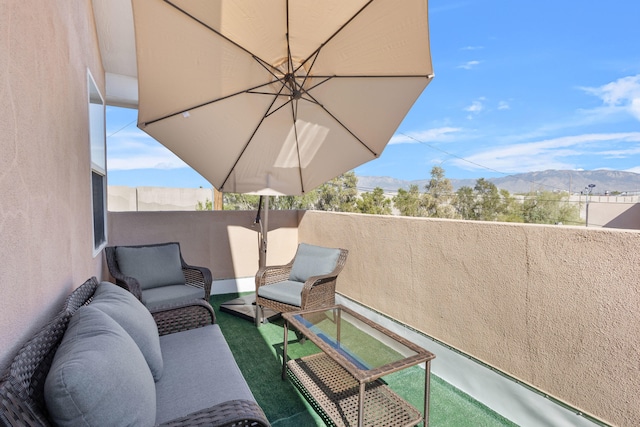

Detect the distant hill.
xmin=357 ymin=170 xmax=640 ymax=195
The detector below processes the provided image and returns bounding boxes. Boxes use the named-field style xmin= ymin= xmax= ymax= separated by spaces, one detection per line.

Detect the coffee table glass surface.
xmin=287 ymin=305 xmax=430 ymax=380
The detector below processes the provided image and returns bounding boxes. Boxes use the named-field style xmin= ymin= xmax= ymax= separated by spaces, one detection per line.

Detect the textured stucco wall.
xmin=107 ymin=210 xmax=300 ymax=281
xmin=298 ymin=211 xmax=640 ymax=426
xmin=589 ymin=201 xmax=640 ymax=229
xmin=108 ymin=185 xmax=215 ymax=211
xmin=0 ymin=1 xmax=105 ymax=373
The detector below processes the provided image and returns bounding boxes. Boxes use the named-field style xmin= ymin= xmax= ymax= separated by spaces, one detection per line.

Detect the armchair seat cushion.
xmin=257 ymin=280 xmax=304 ymax=307
xmin=142 ymin=284 xmax=205 ymax=311
xmin=115 ymin=244 xmax=185 ymax=290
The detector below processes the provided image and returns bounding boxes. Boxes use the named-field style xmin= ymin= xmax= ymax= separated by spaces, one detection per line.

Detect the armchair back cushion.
xmin=289 ymin=243 xmax=341 ymax=283
xmin=44 ymin=306 xmax=156 ymax=427
xmin=91 ymin=281 xmax=164 ymax=381
xmin=116 ymin=243 xmax=185 ymax=290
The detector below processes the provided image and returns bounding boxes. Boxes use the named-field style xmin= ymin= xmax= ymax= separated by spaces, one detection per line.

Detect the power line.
xmin=398 ymin=132 xmax=571 ymax=193
xmin=107 ymin=119 xmax=137 ymax=138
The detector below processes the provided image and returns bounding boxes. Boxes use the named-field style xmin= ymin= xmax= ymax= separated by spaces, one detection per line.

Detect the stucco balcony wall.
xmin=107 ymin=210 xmax=300 ymax=280
xmin=108 ymin=209 xmax=637 ymax=426
xmin=298 ymin=211 xmax=639 ymax=427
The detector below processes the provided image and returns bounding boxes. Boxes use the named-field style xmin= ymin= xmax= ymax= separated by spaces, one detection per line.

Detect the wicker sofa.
xmin=0 ymin=277 xmax=270 ymax=427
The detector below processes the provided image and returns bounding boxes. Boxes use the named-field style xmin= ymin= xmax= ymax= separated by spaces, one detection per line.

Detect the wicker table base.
xmin=288 ymin=353 xmax=422 ymax=427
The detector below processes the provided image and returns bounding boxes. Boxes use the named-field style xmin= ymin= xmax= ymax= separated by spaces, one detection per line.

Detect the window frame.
xmin=88 ymin=70 xmax=108 ymax=256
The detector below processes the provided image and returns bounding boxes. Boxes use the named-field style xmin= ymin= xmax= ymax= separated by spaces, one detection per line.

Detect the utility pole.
xmin=585 ymin=184 xmax=595 ymax=227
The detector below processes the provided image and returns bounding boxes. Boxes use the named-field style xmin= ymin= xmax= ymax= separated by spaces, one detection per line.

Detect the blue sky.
xmin=107 ymin=0 xmax=640 ymax=188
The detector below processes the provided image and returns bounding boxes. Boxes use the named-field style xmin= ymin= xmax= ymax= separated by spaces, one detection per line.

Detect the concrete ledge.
xmin=211 ymin=277 xmax=256 ymax=295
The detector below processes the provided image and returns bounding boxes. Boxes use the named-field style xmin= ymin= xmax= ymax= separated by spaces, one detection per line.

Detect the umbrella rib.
xmin=286 ymin=0 xmax=293 ymax=76
xmin=264 ymin=80 xmax=293 ymax=118
xmin=295 ymin=0 xmax=375 ymax=74
xmin=219 ymin=91 xmax=284 ymax=192
xmin=310 ymin=74 xmax=435 ymax=79
xmin=291 ymin=75 xmax=434 ymax=95
xmin=297 ymin=49 xmax=321 ymax=94
xmin=290 ymin=98 xmax=305 ymax=194
xmin=300 ymin=76 xmax=333 ymax=93
xmin=302 ymin=91 xmax=378 ymax=158
xmin=163 ymin=0 xmax=281 ymax=77
xmin=141 ymin=81 xmax=275 ymax=127
xmin=252 ymin=56 xmax=286 ymax=83
xmin=286 ymin=0 xmax=303 ymax=202
xmin=265 ymin=98 xmax=293 ymax=118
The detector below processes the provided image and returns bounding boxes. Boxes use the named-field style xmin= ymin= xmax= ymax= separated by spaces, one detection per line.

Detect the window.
xmin=88 ymin=71 xmax=107 ymax=254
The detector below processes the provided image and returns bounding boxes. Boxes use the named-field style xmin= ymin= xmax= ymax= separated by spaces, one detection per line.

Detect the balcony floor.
xmin=210 ymin=293 xmax=516 ymax=426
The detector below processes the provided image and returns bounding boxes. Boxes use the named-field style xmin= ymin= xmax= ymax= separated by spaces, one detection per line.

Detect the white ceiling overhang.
xmin=92 ymin=0 xmax=139 ymax=108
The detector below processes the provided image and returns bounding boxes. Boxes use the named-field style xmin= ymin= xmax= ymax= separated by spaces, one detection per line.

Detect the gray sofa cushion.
xmin=44 ymin=306 xmax=156 ymax=427
xmin=155 ymin=325 xmax=256 ymax=424
xmin=289 ymin=243 xmax=341 ymax=282
xmin=141 ymin=284 xmax=205 ymax=311
xmin=116 ymin=244 xmax=185 ymax=290
xmin=91 ymin=281 xmax=164 ymax=381
xmin=257 ymin=280 xmax=304 ymax=307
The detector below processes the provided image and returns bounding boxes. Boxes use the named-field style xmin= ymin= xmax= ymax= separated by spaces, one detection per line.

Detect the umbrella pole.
xmin=220 ymin=195 xmax=278 ymax=323
xmin=259 ymin=196 xmax=269 ymax=269
xmin=256 ymin=196 xmax=268 ymax=326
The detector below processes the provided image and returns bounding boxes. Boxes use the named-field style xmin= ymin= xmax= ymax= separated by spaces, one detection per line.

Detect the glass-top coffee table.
xmin=282 ymin=305 xmax=435 ymax=427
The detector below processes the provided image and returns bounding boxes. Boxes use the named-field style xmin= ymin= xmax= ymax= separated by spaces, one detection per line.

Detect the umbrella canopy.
xmin=132 ymin=0 xmax=433 ymax=196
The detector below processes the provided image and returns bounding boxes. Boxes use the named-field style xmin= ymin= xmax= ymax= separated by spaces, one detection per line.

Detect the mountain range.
xmin=356 ymin=170 xmax=640 ymax=195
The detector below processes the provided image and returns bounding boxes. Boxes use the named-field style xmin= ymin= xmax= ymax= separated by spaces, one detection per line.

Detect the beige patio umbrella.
xmin=131 ymin=0 xmax=434 ymax=197
xmin=132 ymin=0 xmax=433 ymax=320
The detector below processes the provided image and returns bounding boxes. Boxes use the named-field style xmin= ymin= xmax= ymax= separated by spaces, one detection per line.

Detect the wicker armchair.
xmin=105 ymin=242 xmax=212 ymax=310
xmin=255 ymin=243 xmax=348 ymax=326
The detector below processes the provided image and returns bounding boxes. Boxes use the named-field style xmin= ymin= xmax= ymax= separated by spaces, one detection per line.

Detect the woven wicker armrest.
xmin=182 ymin=265 xmax=213 ymax=299
xmin=302 ymin=271 xmax=340 ymax=290
xmin=157 ymin=399 xmax=270 ymax=427
xmin=0 ymin=278 xmax=100 ymax=426
xmin=0 ymin=381 xmax=47 ymax=427
xmin=255 ymin=262 xmax=294 ymax=289
xmin=299 ymin=273 xmax=340 ymax=309
xmin=151 ymin=299 xmax=216 ymax=336
xmin=104 ymin=246 xmax=143 ymax=300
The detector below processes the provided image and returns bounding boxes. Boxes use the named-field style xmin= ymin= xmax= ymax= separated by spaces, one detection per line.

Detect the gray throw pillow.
xmin=115 ymin=244 xmax=185 ymax=290
xmin=44 ymin=306 xmax=156 ymax=427
xmin=289 ymin=243 xmax=341 ymax=283
xmin=92 ymin=281 xmax=163 ymax=381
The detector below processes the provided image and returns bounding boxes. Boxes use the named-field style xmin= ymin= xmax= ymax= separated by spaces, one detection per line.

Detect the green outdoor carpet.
xmin=210 ymin=293 xmax=517 ymax=427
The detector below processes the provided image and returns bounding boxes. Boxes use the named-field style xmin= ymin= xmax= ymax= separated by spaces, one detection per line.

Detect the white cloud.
xmin=580 ymin=74 xmax=640 ymax=121
xmin=457 ymin=60 xmax=480 ymax=70
xmin=464 ymin=98 xmax=486 ymax=119
xmin=460 ymin=46 xmax=484 ymax=51
xmin=108 ymin=155 xmax=188 ymax=170
xmin=465 ymin=100 xmax=484 ymax=113
xmin=107 ymin=130 xmax=188 ymax=170
xmin=390 ymin=127 xmax=461 ymax=144
xmin=450 ymin=132 xmax=640 ymax=173
xmin=498 ymin=101 xmax=510 ymax=110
